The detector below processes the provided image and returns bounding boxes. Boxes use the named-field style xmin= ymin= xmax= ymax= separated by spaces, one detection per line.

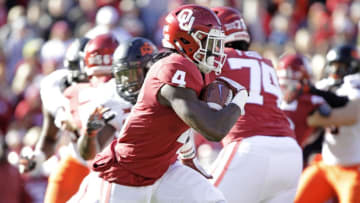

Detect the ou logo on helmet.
xmin=177 ymin=9 xmax=195 ymax=31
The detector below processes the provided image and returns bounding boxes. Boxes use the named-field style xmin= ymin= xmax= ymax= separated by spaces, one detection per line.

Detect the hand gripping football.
xmin=201 ymin=79 xmax=234 ymax=110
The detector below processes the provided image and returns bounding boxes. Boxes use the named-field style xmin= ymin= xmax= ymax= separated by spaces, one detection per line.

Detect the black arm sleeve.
xmin=310 ymin=87 xmax=349 ymax=108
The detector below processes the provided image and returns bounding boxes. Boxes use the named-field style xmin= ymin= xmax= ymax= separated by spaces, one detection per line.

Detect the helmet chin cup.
xmin=198 ymin=63 xmax=212 ymax=74
xmin=197 ymin=56 xmax=216 ymax=74
xmin=192 ymin=29 xmax=226 ymax=74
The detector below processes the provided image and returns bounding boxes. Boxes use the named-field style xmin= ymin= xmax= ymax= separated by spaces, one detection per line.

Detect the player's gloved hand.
xmin=86 ymin=106 xmax=116 ymax=137
xmin=18 ymin=149 xmax=46 ymax=174
xmin=54 ymin=107 xmax=77 ymax=131
xmin=178 ymin=130 xmax=212 ymax=179
xmin=217 ymin=76 xmax=248 ymax=115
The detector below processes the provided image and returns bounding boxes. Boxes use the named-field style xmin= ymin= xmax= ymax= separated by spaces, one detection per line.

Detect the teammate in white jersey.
xmin=295 ymin=44 xmax=360 ymax=203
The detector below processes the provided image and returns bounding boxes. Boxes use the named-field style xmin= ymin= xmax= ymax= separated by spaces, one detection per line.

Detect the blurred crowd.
xmin=0 ymin=0 xmax=359 ymax=202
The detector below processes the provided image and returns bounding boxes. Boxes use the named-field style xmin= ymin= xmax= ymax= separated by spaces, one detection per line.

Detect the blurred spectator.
xmin=20 ymin=127 xmax=49 ymax=203
xmin=294 ymin=28 xmax=312 ymax=54
xmin=307 ymin=3 xmax=334 ymax=54
xmin=0 ymin=1 xmax=358 ymax=201
xmin=14 ymin=83 xmax=42 ymax=129
xmin=0 ymin=0 xmax=6 ymax=27
xmin=11 ymin=38 xmax=43 ymax=97
xmin=0 ymin=49 xmax=14 ymax=134
xmin=330 ymin=3 xmax=357 ymax=44
xmin=119 ymin=0 xmax=145 ymax=37
xmin=0 ymin=134 xmax=33 ymax=203
xmin=269 ymin=13 xmax=290 ymax=46
xmin=68 ymin=0 xmax=96 ymax=37
xmin=49 ymin=20 xmax=71 ymax=42
xmin=326 ymin=0 xmax=352 ymax=12
xmin=137 ymin=0 xmax=169 ymax=39
xmin=44 ymin=0 xmax=74 ymax=38
xmin=40 ymin=38 xmax=67 ymax=75
xmin=1 ymin=6 xmax=36 ymax=83
xmin=152 ymin=0 xmax=183 ymax=46
xmin=96 ymin=0 xmax=121 ymax=8
xmin=85 ymin=5 xmax=131 ymax=43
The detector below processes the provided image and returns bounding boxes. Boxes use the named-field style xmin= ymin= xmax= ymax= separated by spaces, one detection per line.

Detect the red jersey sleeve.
xmin=156 ymin=56 xmax=205 ymax=95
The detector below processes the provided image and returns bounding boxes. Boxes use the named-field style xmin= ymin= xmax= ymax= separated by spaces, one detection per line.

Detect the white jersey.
xmin=82 ymin=79 xmax=133 ymax=134
xmin=321 ymin=73 xmax=360 ymax=166
xmin=65 ymin=78 xmax=132 ymax=135
xmin=315 ymin=77 xmax=337 ymax=91
xmin=65 ymin=78 xmax=133 ymax=164
xmin=39 ymin=69 xmax=69 ymax=116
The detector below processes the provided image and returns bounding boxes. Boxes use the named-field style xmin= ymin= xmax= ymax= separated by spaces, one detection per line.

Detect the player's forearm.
xmin=77 ymin=134 xmax=100 ymax=160
xmin=35 ymin=136 xmax=58 ymax=159
xmin=179 ymin=100 xmax=241 ymax=142
xmin=310 ymin=87 xmax=349 ymax=108
xmin=307 ymin=99 xmax=359 ymax=127
xmin=36 ymin=109 xmax=59 ymax=159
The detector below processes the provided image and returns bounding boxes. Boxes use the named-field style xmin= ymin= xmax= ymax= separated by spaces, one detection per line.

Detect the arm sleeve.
xmin=40 ymin=70 xmax=69 ymax=116
xmin=157 ymin=62 xmax=204 ymax=95
xmin=310 ymin=87 xmax=349 ymax=108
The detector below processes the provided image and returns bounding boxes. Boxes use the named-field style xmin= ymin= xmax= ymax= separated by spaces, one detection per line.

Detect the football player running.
xmin=294 ymin=44 xmax=360 ymax=203
xmin=68 ymin=4 xmax=248 ymax=203
xmin=207 ymin=7 xmax=302 ymax=203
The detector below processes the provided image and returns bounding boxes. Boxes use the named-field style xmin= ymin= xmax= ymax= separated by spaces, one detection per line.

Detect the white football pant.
xmin=68 ymin=161 xmax=226 ymax=203
xmin=210 ymin=136 xmax=302 ymax=203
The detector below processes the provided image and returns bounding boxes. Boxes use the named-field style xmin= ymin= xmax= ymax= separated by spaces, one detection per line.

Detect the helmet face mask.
xmin=162 ymin=4 xmax=227 ymax=74
xmin=112 ymin=37 xmax=158 ymax=104
xmin=192 ymin=28 xmax=226 ymax=74
xmin=277 ymin=54 xmax=312 ymax=103
xmin=64 ymin=37 xmax=90 ymax=82
xmin=326 ymin=61 xmax=348 ymax=80
xmin=114 ymin=63 xmax=144 ymax=104
xmin=325 ymin=45 xmax=360 ymax=81
xmin=278 ymin=73 xmax=303 ymax=103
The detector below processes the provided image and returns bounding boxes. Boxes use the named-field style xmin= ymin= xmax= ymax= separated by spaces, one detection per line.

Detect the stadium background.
xmin=0 ymin=0 xmax=359 ymax=202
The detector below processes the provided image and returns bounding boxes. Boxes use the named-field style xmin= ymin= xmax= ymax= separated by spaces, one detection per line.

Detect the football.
xmin=201 ymin=79 xmax=234 ymax=110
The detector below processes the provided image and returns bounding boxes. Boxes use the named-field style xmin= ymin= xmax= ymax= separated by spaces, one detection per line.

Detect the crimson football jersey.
xmin=208 ymin=48 xmax=295 ymax=145
xmin=281 ymin=94 xmax=325 ymax=147
xmin=92 ymin=53 xmax=206 ymax=186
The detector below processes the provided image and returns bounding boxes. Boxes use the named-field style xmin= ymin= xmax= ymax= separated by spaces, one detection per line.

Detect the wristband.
xmin=178 ymin=130 xmax=196 ymax=160
xmin=317 ymin=104 xmax=332 ymax=117
xmin=230 ymin=89 xmax=248 ymax=116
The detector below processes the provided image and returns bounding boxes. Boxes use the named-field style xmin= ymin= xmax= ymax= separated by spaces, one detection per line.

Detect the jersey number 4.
xmin=228 ymin=58 xmax=282 ymax=107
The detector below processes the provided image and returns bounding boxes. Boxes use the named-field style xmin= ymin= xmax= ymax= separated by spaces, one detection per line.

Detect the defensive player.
xmin=18 ymin=37 xmax=90 ymax=173
xmin=18 ymin=37 xmax=91 ymax=203
xmin=208 ymin=7 xmax=302 ymax=203
xmin=68 ymin=4 xmax=248 ymax=203
xmin=294 ymin=44 xmax=360 ymax=203
xmin=277 ymin=53 xmax=331 ymax=148
xmin=77 ymin=37 xmax=159 ymax=160
xmin=38 ymin=33 xmax=124 ymax=203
